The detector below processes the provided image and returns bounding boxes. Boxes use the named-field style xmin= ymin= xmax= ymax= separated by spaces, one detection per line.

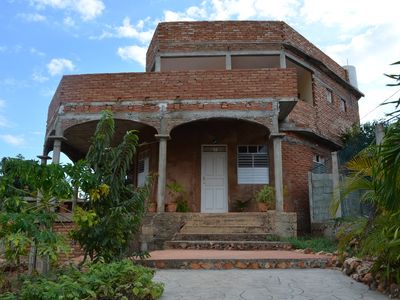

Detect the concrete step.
xmin=138 ymin=249 xmax=334 ymax=270
xmin=173 ymin=233 xmax=273 ymax=241
xmin=187 ymin=220 xmax=267 ymax=226
xmin=164 ymin=240 xmax=293 ymax=251
xmin=179 ymin=225 xmax=269 ymax=234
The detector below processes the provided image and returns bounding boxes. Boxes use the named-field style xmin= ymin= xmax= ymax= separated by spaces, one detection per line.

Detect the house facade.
xmin=44 ymin=21 xmax=362 ymax=234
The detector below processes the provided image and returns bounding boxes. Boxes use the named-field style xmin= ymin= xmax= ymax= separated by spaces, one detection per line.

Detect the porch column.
xmin=155 ymin=134 xmax=170 ymax=212
xmin=48 ymin=136 xmax=65 ymax=164
xmin=271 ymin=133 xmax=285 ymax=212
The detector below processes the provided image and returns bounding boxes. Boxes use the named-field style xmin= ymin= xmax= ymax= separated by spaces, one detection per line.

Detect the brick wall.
xmin=287 ymin=70 xmax=360 ymax=145
xmin=53 ymin=221 xmax=84 ymax=262
xmin=147 ymin=21 xmax=347 ymax=80
xmin=47 ymin=68 xmax=297 ymax=127
xmin=282 ymin=132 xmax=332 ymax=233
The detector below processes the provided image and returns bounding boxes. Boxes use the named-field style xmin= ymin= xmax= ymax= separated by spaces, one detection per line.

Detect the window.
xmin=237 ymin=145 xmax=269 ymax=184
xmin=340 ymin=98 xmax=347 ymax=112
xmin=312 ymin=154 xmax=326 ymax=174
xmin=137 ymin=156 xmax=149 ymax=187
xmin=326 ymin=88 xmax=333 ymax=103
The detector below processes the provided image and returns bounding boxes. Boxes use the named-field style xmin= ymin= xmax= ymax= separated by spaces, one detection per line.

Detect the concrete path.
xmin=154 ymin=269 xmax=389 ymax=300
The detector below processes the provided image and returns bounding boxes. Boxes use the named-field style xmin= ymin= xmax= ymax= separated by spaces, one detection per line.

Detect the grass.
xmin=285 ymin=236 xmax=337 ymax=253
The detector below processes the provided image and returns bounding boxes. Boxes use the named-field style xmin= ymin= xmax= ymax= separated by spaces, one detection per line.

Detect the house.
xmin=43 ymin=21 xmax=363 ymax=237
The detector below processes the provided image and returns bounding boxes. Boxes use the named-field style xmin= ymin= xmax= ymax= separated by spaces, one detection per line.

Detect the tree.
xmin=334 ymin=62 xmax=400 ymax=285
xmin=0 ymin=157 xmax=73 ymax=271
xmin=71 ymin=111 xmax=150 ymax=263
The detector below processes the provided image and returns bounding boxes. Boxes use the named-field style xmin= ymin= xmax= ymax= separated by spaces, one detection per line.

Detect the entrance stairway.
xmin=139 ymin=213 xmax=333 ymax=269
xmin=164 ymin=213 xmax=292 ymax=251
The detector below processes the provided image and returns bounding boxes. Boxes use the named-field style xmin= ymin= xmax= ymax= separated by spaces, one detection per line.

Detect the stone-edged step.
xmin=172 ymin=233 xmax=275 ymax=241
xmin=164 ymin=240 xmax=292 ymax=251
xmin=139 ymin=250 xmax=333 ymax=270
xmin=141 ymin=258 xmax=331 ymax=270
xmin=179 ymin=225 xmax=268 ymax=234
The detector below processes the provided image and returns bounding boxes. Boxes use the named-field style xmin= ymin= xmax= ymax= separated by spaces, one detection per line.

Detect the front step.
xmin=164 ymin=240 xmax=292 ymax=250
xmin=172 ymin=233 xmax=274 ymax=241
xmin=179 ymin=225 xmax=268 ymax=234
xmin=139 ymin=250 xmax=332 ymax=270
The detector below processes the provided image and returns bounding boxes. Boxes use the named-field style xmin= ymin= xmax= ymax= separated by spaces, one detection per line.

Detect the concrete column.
xmin=225 ymin=52 xmax=232 ymax=70
xmin=155 ymin=55 xmax=161 ymax=72
xmin=271 ymin=133 xmax=285 ymax=212
xmin=375 ymin=123 xmax=385 ymax=144
xmin=331 ymin=151 xmax=341 ymax=218
xmin=52 ymin=138 xmax=62 ymax=164
xmin=280 ymin=50 xmax=287 ymax=68
xmin=155 ymin=134 xmax=169 ymax=212
xmin=37 ymin=154 xmax=51 ymax=166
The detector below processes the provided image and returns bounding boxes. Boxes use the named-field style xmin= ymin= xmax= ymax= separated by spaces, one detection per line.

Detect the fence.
xmin=308 ymin=172 xmax=372 ymax=223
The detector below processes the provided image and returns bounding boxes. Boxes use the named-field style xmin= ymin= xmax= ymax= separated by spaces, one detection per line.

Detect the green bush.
xmin=286 ymin=236 xmax=337 ymax=253
xmin=1 ymin=260 xmax=164 ymax=300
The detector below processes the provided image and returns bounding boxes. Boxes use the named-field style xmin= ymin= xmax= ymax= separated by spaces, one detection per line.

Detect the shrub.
xmin=1 ymin=260 xmax=164 ymax=300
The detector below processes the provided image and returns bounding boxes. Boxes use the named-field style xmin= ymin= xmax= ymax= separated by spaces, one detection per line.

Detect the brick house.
xmin=43 ymin=21 xmax=363 ymax=236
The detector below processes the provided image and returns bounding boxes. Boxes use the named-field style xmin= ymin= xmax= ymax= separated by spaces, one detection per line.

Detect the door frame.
xmin=200 ymin=144 xmax=228 ymax=213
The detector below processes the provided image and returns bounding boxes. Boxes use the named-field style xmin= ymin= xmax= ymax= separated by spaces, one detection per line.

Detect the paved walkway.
xmin=154 ymin=269 xmax=389 ymax=300
xmin=148 ymin=249 xmax=328 ymax=260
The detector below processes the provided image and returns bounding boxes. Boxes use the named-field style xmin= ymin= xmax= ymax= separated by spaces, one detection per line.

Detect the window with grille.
xmin=237 ymin=145 xmax=269 ymax=184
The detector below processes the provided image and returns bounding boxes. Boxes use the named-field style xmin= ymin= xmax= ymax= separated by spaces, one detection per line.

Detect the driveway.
xmin=154 ymin=269 xmax=388 ymax=300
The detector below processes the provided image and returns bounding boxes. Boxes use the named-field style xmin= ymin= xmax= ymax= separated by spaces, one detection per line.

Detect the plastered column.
xmin=331 ymin=151 xmax=341 ymax=218
xmin=271 ymin=133 xmax=285 ymax=212
xmin=52 ymin=138 xmax=62 ymax=164
xmin=156 ymin=134 xmax=169 ymax=212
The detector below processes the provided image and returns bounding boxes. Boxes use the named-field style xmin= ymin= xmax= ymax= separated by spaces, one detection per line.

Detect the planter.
xmin=257 ymin=202 xmax=269 ymax=212
xmin=148 ymin=202 xmax=157 ymax=212
xmin=165 ymin=203 xmax=177 ymax=212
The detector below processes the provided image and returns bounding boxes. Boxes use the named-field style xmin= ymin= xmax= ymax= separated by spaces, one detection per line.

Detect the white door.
xmin=201 ymin=145 xmax=228 ymax=213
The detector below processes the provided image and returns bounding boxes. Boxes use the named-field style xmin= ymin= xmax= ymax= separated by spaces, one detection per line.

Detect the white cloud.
xmin=47 ymin=58 xmax=75 ymax=76
xmin=30 ymin=0 xmax=105 ymax=21
xmin=0 ymin=134 xmax=25 ymax=146
xmin=17 ymin=12 xmax=46 ymax=22
xmin=0 ymin=46 xmax=7 ymax=52
xmin=32 ymin=71 xmax=49 ymax=82
xmin=300 ymin=0 xmax=400 ymax=32
xmin=117 ymin=45 xmax=147 ymax=67
xmin=63 ymin=16 xmax=75 ymax=26
xmin=75 ymin=0 xmax=104 ymax=21
xmin=30 ymin=47 xmax=45 ymax=56
xmin=0 ymin=99 xmax=12 ymax=128
xmin=94 ymin=17 xmax=154 ymax=44
xmin=162 ymin=0 xmax=300 ymax=21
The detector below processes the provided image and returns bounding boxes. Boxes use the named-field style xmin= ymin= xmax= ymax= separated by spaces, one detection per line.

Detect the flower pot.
xmin=148 ymin=202 xmax=157 ymax=212
xmin=165 ymin=203 xmax=177 ymax=212
xmin=257 ymin=202 xmax=269 ymax=212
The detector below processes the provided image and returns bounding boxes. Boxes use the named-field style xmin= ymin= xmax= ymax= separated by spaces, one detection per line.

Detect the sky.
xmin=1 ymin=0 xmax=400 ymax=161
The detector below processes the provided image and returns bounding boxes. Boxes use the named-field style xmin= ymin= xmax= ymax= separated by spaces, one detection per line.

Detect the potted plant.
xmin=254 ymin=185 xmax=275 ymax=212
xmin=166 ymin=181 xmax=189 ymax=212
xmin=148 ymin=202 xmax=157 ymax=212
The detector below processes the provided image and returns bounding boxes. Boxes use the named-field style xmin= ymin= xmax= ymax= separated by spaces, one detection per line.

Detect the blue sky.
xmin=1 ymin=0 xmax=400 ymax=161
